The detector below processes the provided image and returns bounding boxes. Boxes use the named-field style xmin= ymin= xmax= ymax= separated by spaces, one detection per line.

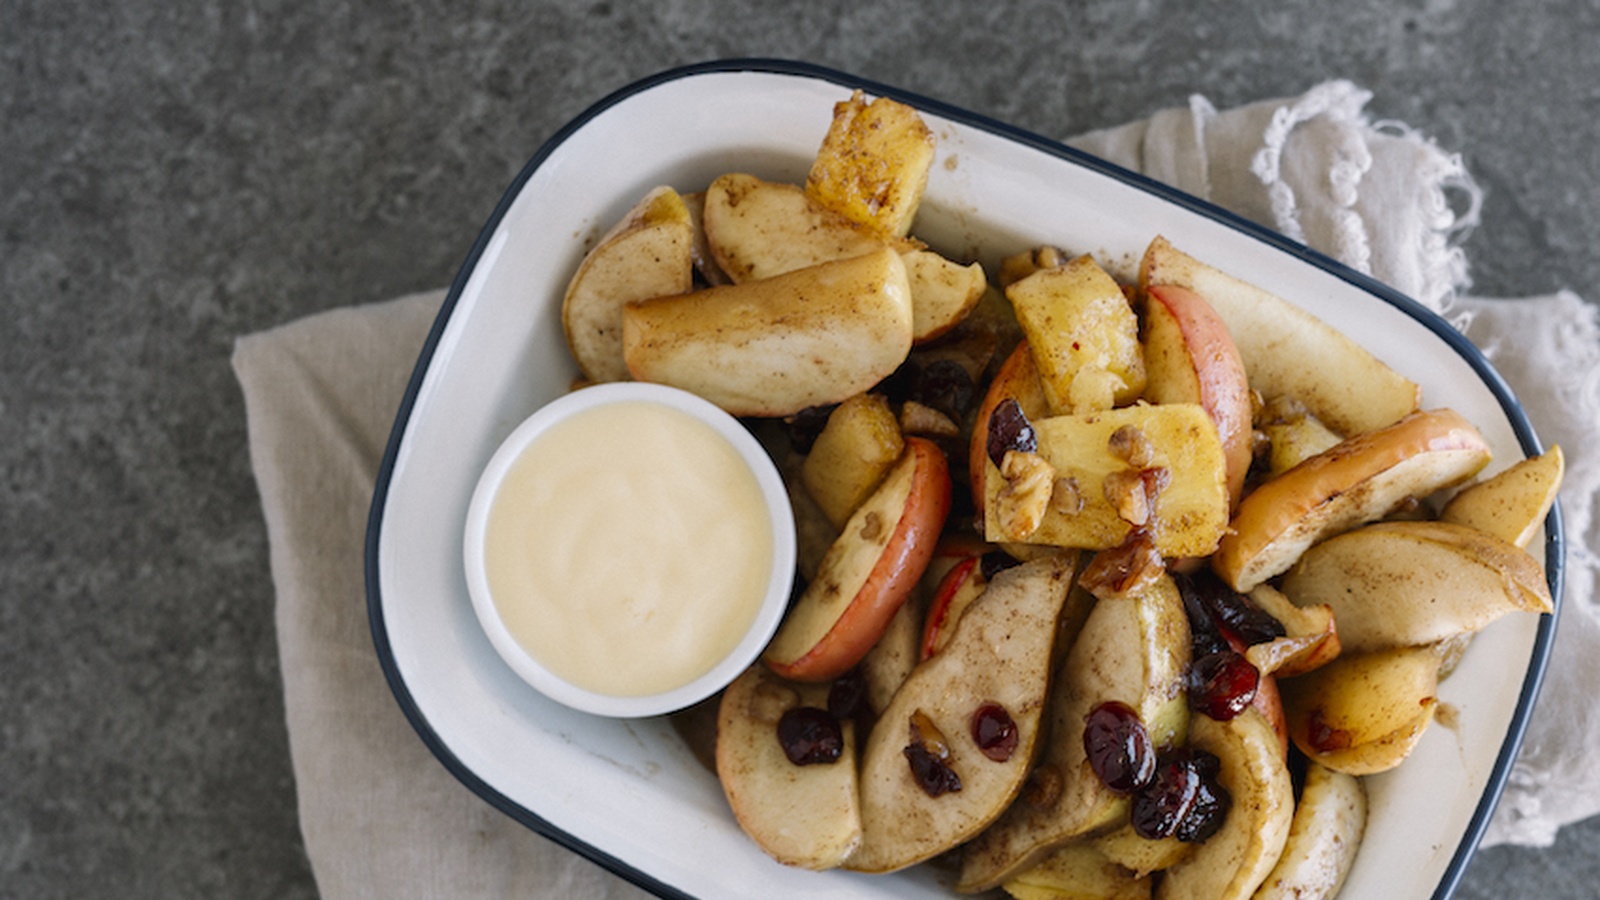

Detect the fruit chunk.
xmin=561 ymin=185 xmax=694 ymax=382
xmin=1152 ymin=709 xmax=1294 ymax=900
xmin=956 ymin=572 xmax=1191 ymax=892
xmin=1142 ymin=284 xmax=1254 ymax=508
xmin=1008 ymin=255 xmax=1147 ymax=415
xmin=715 ymin=666 xmax=860 ymax=869
xmin=1440 ymin=445 xmax=1565 ymax=549
xmin=801 ymin=393 xmax=905 ymax=530
xmin=847 ymin=555 xmax=1079 ymax=874
xmin=1242 ymin=585 xmax=1341 ymax=679
xmin=982 ymin=404 xmax=1231 ymax=559
xmin=1212 ymin=408 xmax=1492 ymax=591
xmin=1139 ymin=236 xmax=1419 ymax=437
xmin=1253 ymin=762 xmax=1366 ymax=900
xmin=701 ymin=173 xmax=985 ymax=344
xmin=765 ymin=437 xmax=951 ymax=682
xmin=622 ymin=247 xmax=913 ymax=417
xmin=805 ymin=90 xmax=936 ymax=238
xmin=1277 ymin=520 xmax=1553 ymax=655
xmin=1256 ymin=396 xmax=1345 ymax=476
xmin=1280 ymin=644 xmax=1446 ymax=775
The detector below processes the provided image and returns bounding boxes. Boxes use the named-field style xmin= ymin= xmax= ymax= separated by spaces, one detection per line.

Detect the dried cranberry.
xmin=904 ymin=742 xmax=963 ymax=797
xmin=1187 ymin=650 xmax=1260 ymax=721
xmin=980 ymin=549 xmax=1021 ymax=581
xmin=776 ymin=707 xmax=843 ymax=766
xmin=986 ymin=398 xmax=1037 ymax=468
xmin=971 ymin=703 xmax=1020 ymax=762
xmin=1178 ymin=570 xmax=1285 ymax=647
xmin=1083 ymin=701 xmax=1156 ymax=794
xmin=1174 ymin=750 xmax=1231 ymax=843
xmin=827 ymin=669 xmax=866 ymax=721
xmin=912 ymin=358 xmax=976 ymax=419
xmin=1131 ymin=752 xmax=1201 ymax=840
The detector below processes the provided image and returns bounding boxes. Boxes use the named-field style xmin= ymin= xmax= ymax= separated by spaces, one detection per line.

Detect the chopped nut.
xmin=1050 ymin=476 xmax=1084 ymax=516
xmin=995 ymin=450 xmax=1057 ymax=540
xmin=1104 ymin=468 xmax=1152 ymax=526
xmin=909 ymin=709 xmax=951 ymax=760
xmin=1107 ymin=424 xmax=1157 ymax=468
xmin=1080 ymin=530 xmax=1165 ymax=601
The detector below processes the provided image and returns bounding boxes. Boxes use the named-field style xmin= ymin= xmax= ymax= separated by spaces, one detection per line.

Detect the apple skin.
xmin=1212 ymin=407 xmax=1492 ymax=591
xmin=765 ymin=437 xmax=952 ymax=682
xmin=1143 ymin=283 xmax=1254 ymax=509
xmin=919 ymin=554 xmax=985 ymax=660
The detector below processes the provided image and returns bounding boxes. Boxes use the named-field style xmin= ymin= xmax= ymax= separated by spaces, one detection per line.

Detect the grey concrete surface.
xmin=3 ymin=1 xmax=1597 ymax=897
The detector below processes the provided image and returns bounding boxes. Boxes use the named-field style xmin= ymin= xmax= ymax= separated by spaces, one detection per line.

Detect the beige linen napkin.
xmin=235 ymin=80 xmax=1600 ymax=898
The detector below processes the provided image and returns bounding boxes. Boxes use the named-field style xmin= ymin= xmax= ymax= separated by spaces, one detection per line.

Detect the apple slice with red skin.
xmin=920 ymin=554 xmax=987 ymax=660
xmin=765 ymin=436 xmax=952 ymax=682
xmin=1212 ymin=408 xmax=1492 ymax=591
xmin=1143 ymin=283 xmax=1254 ymax=509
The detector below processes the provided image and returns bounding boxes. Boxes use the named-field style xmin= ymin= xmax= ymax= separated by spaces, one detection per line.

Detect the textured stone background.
xmin=3 ymin=1 xmax=1597 ymax=897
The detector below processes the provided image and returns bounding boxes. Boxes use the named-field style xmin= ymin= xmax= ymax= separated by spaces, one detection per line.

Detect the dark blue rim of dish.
xmin=365 ymin=57 xmax=1564 ymax=900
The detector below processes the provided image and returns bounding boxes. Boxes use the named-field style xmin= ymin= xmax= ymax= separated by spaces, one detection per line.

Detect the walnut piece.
xmin=995 ymin=450 xmax=1057 ymax=540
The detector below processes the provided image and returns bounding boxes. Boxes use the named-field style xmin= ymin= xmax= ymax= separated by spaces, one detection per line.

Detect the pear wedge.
xmin=844 ymin=554 xmax=1081 ymax=871
xmin=846 ymin=554 xmax=1079 ymax=874
xmin=956 ymin=571 xmax=1190 ymax=892
xmin=1253 ymin=762 xmax=1367 ymax=900
xmin=1279 ymin=644 xmax=1446 ymax=775
xmin=1278 ymin=520 xmax=1553 ymax=655
xmin=1440 ymin=445 xmax=1564 ymax=550
xmin=1154 ymin=709 xmax=1294 ymax=900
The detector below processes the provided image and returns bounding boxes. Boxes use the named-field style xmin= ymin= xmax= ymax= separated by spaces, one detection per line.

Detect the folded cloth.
xmin=234 ymin=80 xmax=1600 ymax=898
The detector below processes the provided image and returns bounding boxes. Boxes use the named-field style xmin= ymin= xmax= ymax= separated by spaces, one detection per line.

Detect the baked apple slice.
xmin=764 ymin=436 xmax=951 ymax=682
xmin=968 ymin=340 xmax=1051 ymax=513
xmin=1212 ymin=408 xmax=1492 ymax=591
xmin=622 ymin=247 xmax=914 ymax=417
xmin=805 ymin=89 xmax=935 ymax=239
xmin=1277 ymin=520 xmax=1553 ymax=655
xmin=847 ymin=554 xmax=1079 ymax=874
xmin=715 ymin=665 xmax=860 ymax=869
xmin=1139 ymin=235 xmax=1419 ymax=437
xmin=1003 ymin=840 xmax=1152 ymax=900
xmin=981 ymin=403 xmax=1231 ymax=559
xmin=701 ymin=172 xmax=985 ymax=343
xmin=561 ymin=185 xmax=694 ymax=382
xmin=1142 ymin=283 xmax=1254 ymax=508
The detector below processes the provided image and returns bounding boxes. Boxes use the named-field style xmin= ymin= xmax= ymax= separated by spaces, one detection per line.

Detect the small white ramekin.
xmin=462 ymin=381 xmax=795 ymax=718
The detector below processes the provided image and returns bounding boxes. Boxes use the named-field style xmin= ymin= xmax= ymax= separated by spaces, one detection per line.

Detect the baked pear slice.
xmin=845 ymin=554 xmax=1079 ymax=874
xmin=1440 ymin=445 xmax=1564 ymax=550
xmin=715 ymin=666 xmax=860 ymax=870
xmin=956 ymin=570 xmax=1191 ymax=893
xmin=1153 ymin=709 xmax=1294 ymax=900
xmin=1279 ymin=644 xmax=1446 ymax=776
xmin=1212 ymin=408 xmax=1492 ymax=591
xmin=1253 ymin=762 xmax=1367 ymax=900
xmin=1278 ymin=520 xmax=1553 ymax=655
